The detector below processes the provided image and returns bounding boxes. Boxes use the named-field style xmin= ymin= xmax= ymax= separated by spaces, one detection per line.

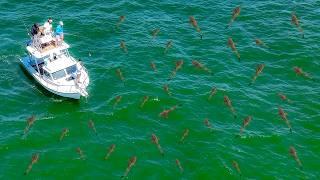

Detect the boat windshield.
xmin=66 ymin=65 xmax=77 ymax=75
xmin=52 ymin=69 xmax=66 ymax=80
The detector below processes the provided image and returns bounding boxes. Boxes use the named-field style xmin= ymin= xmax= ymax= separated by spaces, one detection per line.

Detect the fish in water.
xmin=289 ymin=146 xmax=303 ymax=168
xmin=255 ymin=38 xmax=268 ymax=48
xmin=179 ymin=128 xmax=189 ymax=143
xmin=151 ymin=133 xmax=164 ymax=156
xmin=293 ymin=66 xmax=313 ymax=80
xmin=169 ymin=60 xmax=184 ymax=80
xmin=140 ymin=96 xmax=149 ymax=108
xmin=159 ymin=105 xmax=180 ymax=118
xmin=239 ymin=116 xmax=252 ymax=136
xmin=116 ymin=15 xmax=126 ymax=29
xmin=120 ymin=40 xmax=128 ymax=53
xmin=151 ymin=28 xmax=160 ymax=38
xmin=88 ymin=119 xmax=97 ymax=135
xmin=104 ymin=144 xmax=116 ymax=160
xmin=150 ymin=61 xmax=157 ymax=72
xmin=249 ymin=64 xmax=265 ymax=85
xmin=163 ymin=84 xmax=172 ymax=96
xmin=24 ymin=153 xmax=39 ymax=175
xmin=113 ymin=95 xmax=122 ymax=108
xmin=76 ymin=147 xmax=85 ymax=160
xmin=23 ymin=115 xmax=36 ymax=137
xmin=278 ymin=93 xmax=292 ymax=103
xmin=224 ymin=95 xmax=237 ymax=118
xmin=278 ymin=107 xmax=292 ymax=133
xmin=208 ymin=87 xmax=217 ymax=101
xmin=121 ymin=156 xmax=137 ymax=178
xmin=164 ymin=40 xmax=173 ymax=54
xmin=189 ymin=16 xmax=202 ymax=39
xmin=291 ymin=12 xmax=304 ymax=38
xmin=192 ymin=60 xmax=212 ymax=74
xmin=59 ymin=128 xmax=69 ymax=141
xmin=175 ymin=159 xmax=184 ymax=173
xmin=232 ymin=160 xmax=242 ymax=176
xmin=204 ymin=118 xmax=214 ymax=132
xmin=116 ymin=68 xmax=125 ymax=81
xmin=226 ymin=6 xmax=241 ymax=28
xmin=227 ymin=37 xmax=240 ymax=60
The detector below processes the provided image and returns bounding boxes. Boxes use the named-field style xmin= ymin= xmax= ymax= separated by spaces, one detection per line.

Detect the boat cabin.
xmin=26 ymin=32 xmax=78 ymax=83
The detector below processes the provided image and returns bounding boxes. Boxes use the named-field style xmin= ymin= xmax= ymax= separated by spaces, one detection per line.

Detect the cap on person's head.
xmin=59 ymin=21 xmax=63 ymax=26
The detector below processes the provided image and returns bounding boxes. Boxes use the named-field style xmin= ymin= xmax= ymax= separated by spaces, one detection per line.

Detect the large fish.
xmin=249 ymin=64 xmax=265 ymax=85
xmin=24 ymin=153 xmax=39 ymax=175
xmin=121 ymin=156 xmax=137 ymax=178
xmin=291 ymin=12 xmax=304 ymax=38
xmin=224 ymin=95 xmax=237 ymax=118
xmin=226 ymin=6 xmax=241 ymax=28
xmin=278 ymin=107 xmax=292 ymax=133
xmin=227 ymin=38 xmax=240 ymax=60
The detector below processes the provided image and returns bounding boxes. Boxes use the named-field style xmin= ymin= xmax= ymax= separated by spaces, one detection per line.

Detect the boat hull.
xmin=20 ymin=57 xmax=83 ymax=100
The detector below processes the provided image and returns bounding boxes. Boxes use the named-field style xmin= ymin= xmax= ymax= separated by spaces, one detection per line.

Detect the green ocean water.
xmin=0 ymin=0 xmax=319 ymax=179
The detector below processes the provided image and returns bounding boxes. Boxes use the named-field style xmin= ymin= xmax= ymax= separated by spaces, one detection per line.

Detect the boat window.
xmin=52 ymin=69 xmax=66 ymax=80
xmin=43 ymin=70 xmax=51 ymax=80
xmin=66 ymin=65 xmax=77 ymax=75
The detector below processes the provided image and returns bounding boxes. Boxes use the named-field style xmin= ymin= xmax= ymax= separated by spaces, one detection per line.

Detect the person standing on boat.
xmin=55 ymin=21 xmax=64 ymax=46
xmin=43 ymin=17 xmax=53 ymax=35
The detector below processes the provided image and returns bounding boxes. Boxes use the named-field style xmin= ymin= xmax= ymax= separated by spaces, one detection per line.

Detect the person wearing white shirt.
xmin=43 ymin=17 xmax=53 ymax=35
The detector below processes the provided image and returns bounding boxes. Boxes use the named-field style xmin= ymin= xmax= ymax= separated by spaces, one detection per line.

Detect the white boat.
xmin=20 ymin=23 xmax=89 ymax=99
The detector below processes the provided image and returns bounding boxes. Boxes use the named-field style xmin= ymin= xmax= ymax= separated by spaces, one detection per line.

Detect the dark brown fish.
xmin=116 ymin=68 xmax=125 ymax=81
xmin=151 ymin=28 xmax=160 ymax=38
xmin=189 ymin=16 xmax=201 ymax=32
xmin=208 ymin=87 xmax=217 ymax=101
xmin=192 ymin=60 xmax=212 ymax=74
xmin=120 ymin=40 xmax=128 ymax=53
xmin=204 ymin=118 xmax=213 ymax=132
xmin=76 ymin=147 xmax=85 ymax=159
xmin=113 ymin=95 xmax=122 ymax=108
xmin=104 ymin=144 xmax=116 ymax=160
xmin=24 ymin=115 xmax=36 ymax=136
xmin=226 ymin=6 xmax=241 ymax=28
xmin=179 ymin=128 xmax=189 ymax=143
xmin=151 ymin=133 xmax=164 ymax=155
xmin=122 ymin=156 xmax=137 ymax=178
xmin=278 ymin=93 xmax=292 ymax=103
xmin=116 ymin=15 xmax=126 ymax=28
xmin=289 ymin=146 xmax=302 ymax=168
xmin=278 ymin=107 xmax=292 ymax=132
xmin=59 ymin=128 xmax=69 ymax=141
xmin=88 ymin=119 xmax=97 ymax=135
xmin=232 ymin=160 xmax=241 ymax=176
xmin=140 ymin=96 xmax=149 ymax=108
xmin=249 ymin=64 xmax=265 ymax=85
xmin=164 ymin=40 xmax=173 ymax=54
xmin=24 ymin=153 xmax=39 ymax=175
xmin=159 ymin=105 xmax=180 ymax=118
xmin=291 ymin=13 xmax=304 ymax=38
xmin=150 ymin=61 xmax=157 ymax=72
xmin=163 ymin=84 xmax=171 ymax=96
xmin=176 ymin=159 xmax=184 ymax=173
xmin=294 ymin=66 xmax=313 ymax=80
xmin=224 ymin=95 xmax=237 ymax=118
xmin=227 ymin=38 xmax=240 ymax=60
xmin=169 ymin=60 xmax=184 ymax=80
xmin=239 ymin=116 xmax=252 ymax=135
xmin=255 ymin=38 xmax=268 ymax=48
